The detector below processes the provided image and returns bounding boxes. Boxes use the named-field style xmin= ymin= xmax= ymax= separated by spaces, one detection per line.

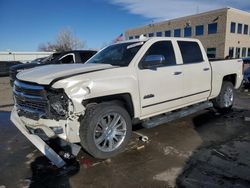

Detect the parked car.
xmin=0 ymin=61 xmax=22 ymax=77
xmin=243 ymin=66 xmax=250 ymax=87
xmin=242 ymin=57 xmax=250 ymax=88
xmin=9 ymin=50 xmax=97 ymax=86
xmin=11 ymin=37 xmax=243 ymax=167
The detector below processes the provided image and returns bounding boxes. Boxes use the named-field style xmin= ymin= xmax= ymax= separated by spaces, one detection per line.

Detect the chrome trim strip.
xmin=14 ymin=80 xmax=44 ymax=90
xmin=13 ymin=90 xmax=44 ymax=100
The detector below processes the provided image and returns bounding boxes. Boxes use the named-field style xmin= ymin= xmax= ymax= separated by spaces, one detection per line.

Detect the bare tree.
xmin=38 ymin=42 xmax=58 ymax=52
xmin=38 ymin=28 xmax=85 ymax=52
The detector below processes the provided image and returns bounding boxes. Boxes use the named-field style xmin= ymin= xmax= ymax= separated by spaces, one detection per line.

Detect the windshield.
xmin=87 ymin=42 xmax=144 ymax=66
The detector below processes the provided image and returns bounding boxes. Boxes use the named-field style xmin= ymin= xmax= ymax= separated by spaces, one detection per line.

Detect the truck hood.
xmin=16 ymin=63 xmax=116 ymax=85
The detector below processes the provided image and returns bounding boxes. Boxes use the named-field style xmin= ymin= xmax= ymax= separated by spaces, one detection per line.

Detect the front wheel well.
xmin=82 ymin=93 xmax=134 ymax=118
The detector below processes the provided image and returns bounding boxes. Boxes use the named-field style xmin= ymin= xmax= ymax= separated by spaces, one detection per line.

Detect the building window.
xmin=229 ymin=47 xmax=234 ymax=58
xmin=184 ymin=27 xmax=192 ymax=37
xmin=135 ymin=35 xmax=139 ymax=39
xmin=128 ymin=36 xmax=133 ymax=40
xmin=230 ymin=22 xmax=236 ymax=33
xmin=237 ymin=23 xmax=242 ymax=34
xmin=156 ymin=32 xmax=162 ymax=37
xmin=244 ymin=25 xmax=248 ymax=35
xmin=207 ymin=48 xmax=216 ymax=59
xmin=174 ymin=29 xmax=181 ymax=37
xmin=248 ymin=48 xmax=250 ymax=57
xmin=208 ymin=23 xmax=217 ymax=34
xmin=165 ymin=30 xmax=171 ymax=37
xmin=195 ymin=25 xmax=204 ymax=36
xmin=148 ymin=33 xmax=154 ymax=37
xmin=236 ymin=48 xmax=241 ymax=58
xmin=177 ymin=41 xmax=204 ymax=64
xmin=242 ymin=48 xmax=247 ymax=57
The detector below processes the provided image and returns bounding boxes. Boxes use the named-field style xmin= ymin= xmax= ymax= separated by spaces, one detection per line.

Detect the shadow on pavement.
xmin=176 ymin=109 xmax=250 ymax=188
xmin=0 ymin=104 xmax=13 ymax=108
xmin=29 ymin=156 xmax=80 ymax=188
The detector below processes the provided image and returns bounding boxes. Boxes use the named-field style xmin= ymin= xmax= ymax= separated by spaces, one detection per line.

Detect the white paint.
xmin=163 ymin=146 xmax=192 ymax=158
xmin=153 ymin=167 xmax=182 ymax=187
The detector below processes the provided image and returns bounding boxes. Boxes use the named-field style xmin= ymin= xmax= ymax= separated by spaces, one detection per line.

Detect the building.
xmin=125 ymin=7 xmax=250 ymax=59
xmin=0 ymin=51 xmax=53 ymax=63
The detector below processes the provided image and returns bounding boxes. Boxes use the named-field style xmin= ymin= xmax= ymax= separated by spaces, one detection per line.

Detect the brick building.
xmin=125 ymin=7 xmax=250 ymax=59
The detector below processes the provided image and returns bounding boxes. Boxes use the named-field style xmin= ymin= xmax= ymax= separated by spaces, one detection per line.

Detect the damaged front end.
xmin=14 ymin=80 xmax=70 ymax=121
xmin=11 ymin=80 xmax=83 ymax=167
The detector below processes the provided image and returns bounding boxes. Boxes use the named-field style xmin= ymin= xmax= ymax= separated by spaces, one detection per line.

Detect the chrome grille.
xmin=13 ymin=80 xmax=48 ymax=116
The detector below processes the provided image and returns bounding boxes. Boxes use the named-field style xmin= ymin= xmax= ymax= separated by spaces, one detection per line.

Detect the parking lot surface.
xmin=1 ymin=77 xmax=250 ymax=188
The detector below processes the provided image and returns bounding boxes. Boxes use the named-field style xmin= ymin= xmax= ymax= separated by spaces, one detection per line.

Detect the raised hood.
xmin=16 ymin=63 xmax=115 ymax=85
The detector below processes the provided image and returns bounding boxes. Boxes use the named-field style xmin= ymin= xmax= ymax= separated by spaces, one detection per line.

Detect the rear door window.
xmin=177 ymin=41 xmax=204 ymax=64
xmin=59 ymin=55 xmax=74 ymax=64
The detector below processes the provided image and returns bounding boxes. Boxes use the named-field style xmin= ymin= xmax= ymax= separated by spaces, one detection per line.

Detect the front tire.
xmin=79 ymin=102 xmax=132 ymax=159
xmin=213 ymin=81 xmax=234 ymax=111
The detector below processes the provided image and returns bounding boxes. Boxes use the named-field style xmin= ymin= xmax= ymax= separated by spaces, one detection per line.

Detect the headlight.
xmin=48 ymin=89 xmax=69 ymax=117
xmin=51 ymin=101 xmax=67 ymax=116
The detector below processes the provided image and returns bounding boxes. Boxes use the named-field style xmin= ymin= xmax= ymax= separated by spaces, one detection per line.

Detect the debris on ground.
xmin=244 ymin=116 xmax=250 ymax=122
xmin=136 ymin=145 xmax=145 ymax=150
xmin=133 ymin=131 xmax=149 ymax=142
xmin=78 ymin=156 xmax=112 ymax=168
xmin=63 ymin=153 xmax=71 ymax=159
xmin=215 ymin=112 xmax=221 ymax=116
xmin=104 ymin=158 xmax=112 ymax=164
xmin=79 ymin=157 xmax=93 ymax=168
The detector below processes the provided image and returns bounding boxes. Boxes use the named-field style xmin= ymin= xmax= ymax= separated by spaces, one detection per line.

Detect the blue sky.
xmin=0 ymin=0 xmax=249 ymax=51
xmin=0 ymin=0 xmax=149 ymax=51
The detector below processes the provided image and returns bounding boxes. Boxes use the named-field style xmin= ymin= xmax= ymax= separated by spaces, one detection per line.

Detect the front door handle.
xmin=173 ymin=71 xmax=182 ymax=75
xmin=203 ymin=68 xmax=210 ymax=71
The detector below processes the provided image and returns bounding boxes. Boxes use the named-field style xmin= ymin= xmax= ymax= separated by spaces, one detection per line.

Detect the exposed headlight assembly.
xmin=51 ymin=100 xmax=67 ymax=116
xmin=47 ymin=89 xmax=69 ymax=118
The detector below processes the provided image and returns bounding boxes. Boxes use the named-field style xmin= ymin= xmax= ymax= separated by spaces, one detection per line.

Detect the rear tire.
xmin=213 ymin=81 xmax=234 ymax=111
xmin=79 ymin=102 xmax=132 ymax=159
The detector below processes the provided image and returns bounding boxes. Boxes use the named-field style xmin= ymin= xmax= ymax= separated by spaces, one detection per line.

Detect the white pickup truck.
xmin=11 ymin=37 xmax=243 ymax=167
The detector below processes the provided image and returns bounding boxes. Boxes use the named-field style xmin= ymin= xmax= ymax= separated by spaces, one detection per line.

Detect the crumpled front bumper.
xmin=10 ymin=108 xmax=66 ymax=168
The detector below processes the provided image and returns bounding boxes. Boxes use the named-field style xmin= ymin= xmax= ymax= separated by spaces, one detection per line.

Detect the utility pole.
xmin=196 ymin=5 xmax=200 ymax=14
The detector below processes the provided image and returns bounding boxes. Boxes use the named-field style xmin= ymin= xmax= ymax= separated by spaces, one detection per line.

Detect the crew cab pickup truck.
xmin=11 ymin=37 xmax=243 ymax=167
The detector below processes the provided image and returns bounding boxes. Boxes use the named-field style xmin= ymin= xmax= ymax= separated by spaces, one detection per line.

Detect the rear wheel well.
xmin=223 ymin=74 xmax=236 ymax=87
xmin=83 ymin=93 xmax=134 ymax=118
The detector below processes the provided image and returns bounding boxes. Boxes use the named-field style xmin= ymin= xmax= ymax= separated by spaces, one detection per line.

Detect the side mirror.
xmin=141 ymin=55 xmax=165 ymax=69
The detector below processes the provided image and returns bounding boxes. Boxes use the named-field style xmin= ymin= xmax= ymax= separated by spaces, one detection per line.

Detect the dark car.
xmin=9 ymin=50 xmax=97 ymax=86
xmin=242 ymin=58 xmax=250 ymax=88
xmin=0 ymin=61 xmax=22 ymax=77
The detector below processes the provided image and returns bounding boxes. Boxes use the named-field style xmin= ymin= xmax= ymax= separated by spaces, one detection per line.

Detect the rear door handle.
xmin=203 ymin=68 xmax=210 ymax=71
xmin=173 ymin=71 xmax=182 ymax=75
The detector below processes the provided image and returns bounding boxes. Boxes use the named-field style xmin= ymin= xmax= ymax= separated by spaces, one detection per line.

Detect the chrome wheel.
xmin=223 ymin=87 xmax=233 ymax=107
xmin=94 ymin=112 xmax=127 ymax=152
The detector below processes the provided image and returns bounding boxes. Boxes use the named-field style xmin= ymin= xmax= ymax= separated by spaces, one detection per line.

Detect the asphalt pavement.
xmin=1 ymin=77 xmax=250 ymax=187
